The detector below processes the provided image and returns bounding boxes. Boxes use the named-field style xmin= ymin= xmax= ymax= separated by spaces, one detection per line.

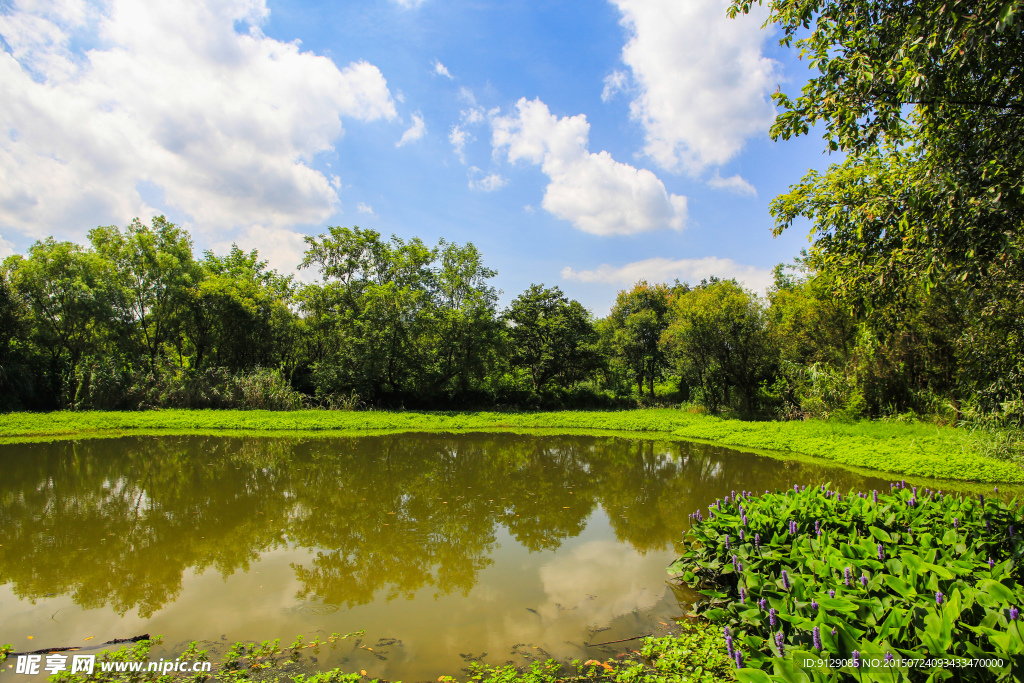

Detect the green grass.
xmin=1 ymin=408 xmax=1021 ymax=484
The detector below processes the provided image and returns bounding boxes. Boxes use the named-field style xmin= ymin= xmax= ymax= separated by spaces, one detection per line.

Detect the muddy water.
xmin=0 ymin=433 xmax=893 ymax=679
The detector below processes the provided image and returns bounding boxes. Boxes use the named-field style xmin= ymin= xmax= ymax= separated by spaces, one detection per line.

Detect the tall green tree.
xmin=662 ymin=279 xmax=775 ymax=413
xmin=503 ymin=284 xmax=600 ymax=392
xmin=3 ymin=239 xmax=113 ymax=403
xmin=89 ymin=216 xmax=197 ymax=366
xmin=731 ymin=0 xmax=1024 ymax=414
xmin=298 ymin=227 xmax=436 ymax=399
xmin=183 ymin=245 xmax=297 ymax=372
xmin=731 ymin=0 xmax=1024 ymax=294
xmin=607 ymin=281 xmax=672 ymax=398
xmin=423 ymin=240 xmax=500 ymax=398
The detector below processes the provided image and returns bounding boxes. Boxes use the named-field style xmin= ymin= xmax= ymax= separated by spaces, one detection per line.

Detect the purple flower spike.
xmin=812 ymin=626 xmax=822 ymax=651
xmin=790 ymin=520 xmax=798 ymax=535
xmin=837 ymin=492 xmax=842 ymax=502
xmin=769 ymin=607 xmax=778 ymax=629
xmin=725 ymin=535 xmax=730 ymax=550
xmin=740 ymin=587 xmax=746 ymax=604
xmin=759 ymin=597 xmax=767 ymax=611
xmin=782 ymin=570 xmax=790 ymax=590
xmin=936 ymin=591 xmax=944 ymax=606
xmin=1010 ymin=607 xmax=1019 ymax=621
xmin=913 ymin=486 xmax=917 ymax=496
xmin=755 ymin=533 xmax=761 ymax=550
xmin=980 ymin=493 xmax=986 ymax=506
xmin=724 ymin=627 xmax=734 ymax=658
xmin=829 ymin=589 xmax=836 ymax=598
xmin=739 ymin=529 xmax=745 ymax=541
xmin=909 ymin=496 xmax=917 ymax=507
xmin=734 ymin=651 xmax=743 ymax=669
xmin=989 ymin=557 xmax=996 ymax=569
xmin=774 ymin=631 xmax=785 ymax=656
xmin=953 ymin=517 xmax=958 ymax=529
xmin=815 ymin=520 xmax=821 ymax=535
xmin=872 ymin=490 xmax=878 ymax=503
xmin=741 ymin=513 xmax=748 ymax=526
xmin=731 ymin=490 xmax=736 ymax=503
xmin=885 ymin=653 xmax=894 ymax=664
xmin=831 ymin=627 xmax=837 ymax=636
xmin=794 ymin=484 xmax=799 ymax=493
xmin=860 ymin=574 xmax=868 ymax=588
xmin=844 ymin=567 xmax=852 ymax=586
xmin=732 ymin=554 xmax=739 ymax=571
xmin=877 ymin=543 xmax=885 ymax=561
xmin=851 ymin=651 xmax=860 ymax=668
xmin=811 ymin=600 xmax=819 ymax=611
xmin=995 ymin=486 xmax=999 ymax=493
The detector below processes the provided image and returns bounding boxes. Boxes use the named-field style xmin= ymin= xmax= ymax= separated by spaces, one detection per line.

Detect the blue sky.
xmin=0 ymin=0 xmax=833 ymax=314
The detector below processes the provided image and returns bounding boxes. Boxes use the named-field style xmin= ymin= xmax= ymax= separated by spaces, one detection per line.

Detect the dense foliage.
xmin=724 ymin=0 xmax=1024 ymax=424
xmin=672 ymin=483 xmax=1024 ymax=681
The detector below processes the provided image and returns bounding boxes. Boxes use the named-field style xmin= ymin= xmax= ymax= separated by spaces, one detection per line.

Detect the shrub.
xmin=671 ymin=483 xmax=1024 ymax=681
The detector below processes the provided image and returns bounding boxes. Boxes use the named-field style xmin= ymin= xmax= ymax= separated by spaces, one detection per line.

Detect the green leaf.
xmin=737 ymin=669 xmax=775 ymax=683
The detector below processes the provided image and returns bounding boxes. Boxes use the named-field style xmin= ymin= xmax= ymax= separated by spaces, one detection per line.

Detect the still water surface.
xmin=0 ymin=433 xmax=894 ymax=679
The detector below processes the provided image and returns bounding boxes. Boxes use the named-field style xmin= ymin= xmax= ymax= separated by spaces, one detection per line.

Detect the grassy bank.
xmin=1 ymin=409 xmax=1021 ymax=484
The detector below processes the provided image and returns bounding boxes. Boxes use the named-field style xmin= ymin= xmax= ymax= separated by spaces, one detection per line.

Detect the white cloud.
xmin=610 ymin=0 xmax=779 ymax=173
xmin=491 ymin=97 xmax=687 ymax=236
xmin=708 ymin=171 xmax=757 ymax=197
xmin=449 ymin=125 xmax=471 ymax=164
xmin=561 ymin=256 xmax=774 ymax=293
xmin=523 ymin=204 xmax=535 ymax=214
xmin=391 ymin=0 xmax=427 ymax=7
xmin=357 ymin=202 xmax=375 ymax=215
xmin=601 ymin=69 xmax=629 ymax=102
xmin=461 ymin=107 xmax=485 ymax=125
xmin=432 ymin=59 xmax=452 ymax=79
xmin=468 ymin=172 xmax=506 ymax=192
xmin=0 ymin=234 xmax=15 ymax=259
xmin=457 ymin=86 xmax=477 ymax=105
xmin=396 ymin=112 xmax=426 ymax=147
xmin=212 ymin=225 xmax=313 ymax=282
xmin=0 ymin=0 xmax=397 ymax=245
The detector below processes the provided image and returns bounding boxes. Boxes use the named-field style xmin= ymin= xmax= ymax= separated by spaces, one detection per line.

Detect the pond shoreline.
xmin=1 ymin=409 xmax=1020 ymax=484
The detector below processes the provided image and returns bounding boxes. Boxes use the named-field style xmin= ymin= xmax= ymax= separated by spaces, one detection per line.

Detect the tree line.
xmin=0 ymin=215 xmax=1018 ymax=422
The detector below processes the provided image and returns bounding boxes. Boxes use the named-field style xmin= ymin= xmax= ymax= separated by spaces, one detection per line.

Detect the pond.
xmin=0 ymin=432 xmax=895 ymax=680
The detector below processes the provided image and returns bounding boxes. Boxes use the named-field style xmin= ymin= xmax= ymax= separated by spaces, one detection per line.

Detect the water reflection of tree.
xmin=0 ymin=434 xmax=890 ymax=616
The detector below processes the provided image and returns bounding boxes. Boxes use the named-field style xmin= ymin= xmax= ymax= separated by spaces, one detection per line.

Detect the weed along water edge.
xmin=1 ymin=409 xmax=1020 ymax=484
xmin=0 ymin=431 xmax=923 ymax=681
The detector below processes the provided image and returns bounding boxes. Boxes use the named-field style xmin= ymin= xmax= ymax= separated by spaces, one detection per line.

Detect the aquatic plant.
xmin=671 ymin=483 xmax=1024 ymax=680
